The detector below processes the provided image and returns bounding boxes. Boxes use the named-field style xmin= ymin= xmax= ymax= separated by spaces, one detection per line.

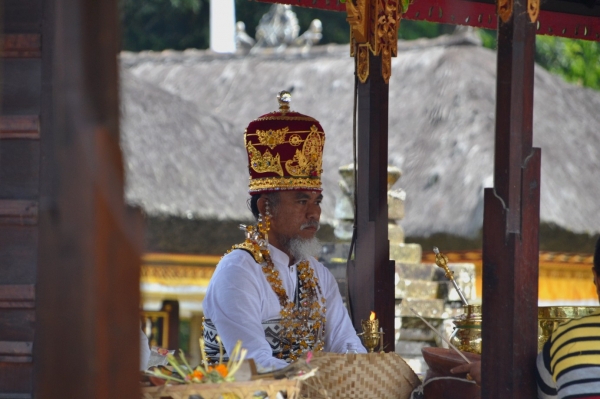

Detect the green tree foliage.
xmin=120 ymin=1 xmax=454 ymax=51
xmin=399 ymin=20 xmax=454 ymax=40
xmin=120 ymin=0 xmax=209 ymax=51
xmin=477 ymin=28 xmax=497 ymax=49
xmin=119 ymin=0 xmax=350 ymax=51
xmin=536 ymin=35 xmax=600 ymax=90
xmin=477 ymin=29 xmax=600 ymax=91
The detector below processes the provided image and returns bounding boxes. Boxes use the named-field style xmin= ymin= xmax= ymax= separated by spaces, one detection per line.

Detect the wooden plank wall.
xmin=1 ymin=0 xmax=43 ymax=397
xmin=2 ymin=0 xmax=143 ymax=397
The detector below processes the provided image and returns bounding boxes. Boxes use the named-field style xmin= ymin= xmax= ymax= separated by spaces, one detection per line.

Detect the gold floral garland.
xmin=228 ymin=223 xmax=326 ymax=361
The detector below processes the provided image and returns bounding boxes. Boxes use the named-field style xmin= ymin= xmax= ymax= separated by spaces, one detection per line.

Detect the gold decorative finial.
xmin=433 ymin=247 xmax=469 ymax=306
xmin=277 ymin=91 xmax=291 ymax=114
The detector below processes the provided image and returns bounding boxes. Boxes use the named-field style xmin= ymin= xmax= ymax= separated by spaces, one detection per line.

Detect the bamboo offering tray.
xmin=141 ymin=378 xmax=301 ymax=399
xmin=301 ymin=352 xmax=421 ymax=399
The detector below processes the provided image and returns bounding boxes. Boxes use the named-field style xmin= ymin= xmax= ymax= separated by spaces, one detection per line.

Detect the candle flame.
xmin=370 ymin=311 xmax=376 ymax=321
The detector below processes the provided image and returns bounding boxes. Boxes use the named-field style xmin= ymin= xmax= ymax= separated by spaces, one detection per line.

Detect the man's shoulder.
xmin=307 ymin=256 xmax=327 ymax=269
xmin=219 ymin=248 xmax=260 ymax=267
xmin=228 ymin=241 xmax=264 ymax=263
xmin=211 ymin=248 xmax=263 ymax=276
xmin=550 ymin=311 xmax=600 ymax=347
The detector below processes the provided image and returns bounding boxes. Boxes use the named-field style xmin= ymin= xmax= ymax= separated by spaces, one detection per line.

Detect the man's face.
xmin=268 ymin=190 xmax=322 ymax=244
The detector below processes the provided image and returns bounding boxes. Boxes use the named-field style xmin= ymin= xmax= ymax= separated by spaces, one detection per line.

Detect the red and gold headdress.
xmin=245 ymin=91 xmax=325 ymax=194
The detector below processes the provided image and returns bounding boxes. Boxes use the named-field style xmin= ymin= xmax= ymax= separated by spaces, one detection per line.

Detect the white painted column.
xmin=210 ymin=0 xmax=236 ymax=53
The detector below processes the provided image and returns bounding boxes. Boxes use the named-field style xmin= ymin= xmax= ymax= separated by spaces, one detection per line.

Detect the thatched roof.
xmin=119 ymin=32 xmax=600 ymax=238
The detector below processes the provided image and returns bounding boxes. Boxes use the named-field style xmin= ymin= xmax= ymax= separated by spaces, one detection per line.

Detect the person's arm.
xmin=536 ymin=340 xmax=558 ymax=399
xmin=203 ymin=252 xmax=289 ymax=370
xmin=316 ymin=262 xmax=366 ymax=353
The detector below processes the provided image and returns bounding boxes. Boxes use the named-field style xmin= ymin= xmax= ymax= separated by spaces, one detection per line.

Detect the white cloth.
xmin=203 ymin=244 xmax=366 ymax=370
xmin=140 ymin=328 xmax=151 ymax=371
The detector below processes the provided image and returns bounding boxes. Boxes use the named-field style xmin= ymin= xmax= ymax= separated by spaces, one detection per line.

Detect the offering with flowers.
xmin=146 ymin=337 xmax=247 ymax=385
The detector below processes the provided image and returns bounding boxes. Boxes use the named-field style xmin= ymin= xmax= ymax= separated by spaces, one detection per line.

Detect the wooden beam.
xmin=255 ymin=0 xmax=600 ymax=41
xmin=0 ymin=341 xmax=33 ymax=363
xmin=0 ymin=285 xmax=35 ymax=309
xmin=348 ymin=54 xmax=395 ymax=351
xmin=35 ymin=0 xmax=144 ymax=397
xmin=402 ymin=0 xmax=600 ymax=41
xmin=0 ymin=116 xmax=40 ymax=140
xmin=1 ymin=35 xmax=42 ymax=58
xmin=481 ymin=1 xmax=540 ymax=396
xmin=0 ymin=201 xmax=38 ymax=225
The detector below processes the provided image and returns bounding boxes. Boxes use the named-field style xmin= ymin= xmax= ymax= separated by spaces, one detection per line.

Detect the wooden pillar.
xmin=34 ymin=0 xmax=144 ymax=397
xmin=349 ymin=53 xmax=395 ymax=351
xmin=0 ymin=1 xmax=44 ymax=397
xmin=481 ymin=0 xmax=540 ymax=396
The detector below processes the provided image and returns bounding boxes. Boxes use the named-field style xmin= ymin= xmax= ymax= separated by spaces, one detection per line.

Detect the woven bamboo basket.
xmin=141 ymin=379 xmax=301 ymax=399
xmin=300 ymin=352 xmax=421 ymax=399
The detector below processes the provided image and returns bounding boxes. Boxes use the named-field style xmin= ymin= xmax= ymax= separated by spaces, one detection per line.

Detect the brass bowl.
xmin=537 ymin=306 xmax=600 ymax=352
xmin=449 ymin=305 xmax=482 ymax=355
xmin=447 ymin=305 xmax=600 ymax=355
xmin=361 ymin=333 xmax=381 ymax=353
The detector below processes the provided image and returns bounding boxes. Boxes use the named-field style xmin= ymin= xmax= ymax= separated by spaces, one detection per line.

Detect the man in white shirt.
xmin=202 ymin=91 xmax=365 ymax=370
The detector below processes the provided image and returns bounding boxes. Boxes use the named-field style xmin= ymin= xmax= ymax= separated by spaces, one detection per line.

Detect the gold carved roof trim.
xmin=141 ymin=264 xmax=215 ymax=286
xmin=253 ymin=115 xmax=318 ymax=122
xmin=141 ymin=253 xmax=221 ymax=286
xmin=421 ymin=250 xmax=594 ymax=266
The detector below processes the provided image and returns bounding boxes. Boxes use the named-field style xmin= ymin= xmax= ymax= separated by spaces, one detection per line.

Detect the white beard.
xmin=286 ymin=236 xmax=322 ymax=262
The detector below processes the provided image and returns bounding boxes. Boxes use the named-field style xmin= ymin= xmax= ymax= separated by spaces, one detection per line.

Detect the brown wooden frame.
xmin=254 ymin=0 xmax=600 ymax=396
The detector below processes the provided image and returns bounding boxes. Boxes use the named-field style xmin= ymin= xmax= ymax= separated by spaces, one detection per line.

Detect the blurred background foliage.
xmin=119 ymin=0 xmax=600 ymax=90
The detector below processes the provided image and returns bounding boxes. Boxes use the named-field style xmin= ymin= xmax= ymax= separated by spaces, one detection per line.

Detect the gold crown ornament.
xmin=244 ymin=91 xmax=326 ymax=194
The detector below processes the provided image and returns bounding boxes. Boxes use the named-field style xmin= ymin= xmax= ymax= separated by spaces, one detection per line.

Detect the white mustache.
xmin=301 ymin=221 xmax=320 ymax=231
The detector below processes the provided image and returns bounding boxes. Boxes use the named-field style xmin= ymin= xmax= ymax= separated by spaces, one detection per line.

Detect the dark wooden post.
xmin=34 ymin=0 xmax=144 ymax=397
xmin=481 ymin=0 xmax=540 ymax=396
xmin=349 ymin=54 xmax=395 ymax=351
xmin=0 ymin=2 xmax=44 ymax=398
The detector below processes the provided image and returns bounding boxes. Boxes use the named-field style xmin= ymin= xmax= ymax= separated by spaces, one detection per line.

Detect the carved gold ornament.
xmin=528 ymin=0 xmax=540 ymax=23
xmin=498 ymin=0 xmax=513 ymax=23
xmin=289 ymin=134 xmax=303 ymax=146
xmin=357 ymin=44 xmax=370 ymax=83
xmin=346 ymin=0 xmax=369 ymax=43
xmin=347 ymin=0 xmax=401 ymax=84
xmin=372 ymin=1 xmax=398 ymax=56
xmin=248 ymin=176 xmax=322 ymax=193
xmin=247 ymin=142 xmax=284 ymax=176
xmin=285 ymin=125 xmax=324 ymax=177
xmin=257 ymin=127 xmax=289 ymax=149
xmin=377 ymin=0 xmax=399 ymax=83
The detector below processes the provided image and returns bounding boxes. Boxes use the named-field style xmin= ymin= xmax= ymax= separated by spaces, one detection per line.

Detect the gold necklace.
xmin=228 ymin=224 xmax=326 ymax=361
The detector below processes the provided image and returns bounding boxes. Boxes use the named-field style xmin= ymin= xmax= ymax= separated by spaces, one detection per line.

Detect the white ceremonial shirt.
xmin=203 ymin=244 xmax=366 ymax=370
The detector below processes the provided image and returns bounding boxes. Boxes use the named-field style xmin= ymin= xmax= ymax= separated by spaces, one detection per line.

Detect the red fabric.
xmin=245 ymin=109 xmax=325 ymax=194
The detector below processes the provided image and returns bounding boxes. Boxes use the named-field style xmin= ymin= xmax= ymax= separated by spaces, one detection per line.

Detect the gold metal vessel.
xmin=537 ymin=306 xmax=600 ymax=351
xmin=449 ymin=305 xmax=482 ymax=354
xmin=448 ymin=305 xmax=600 ymax=355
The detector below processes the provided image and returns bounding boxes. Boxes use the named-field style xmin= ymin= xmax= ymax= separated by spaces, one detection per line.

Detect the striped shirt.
xmin=536 ymin=311 xmax=600 ymax=399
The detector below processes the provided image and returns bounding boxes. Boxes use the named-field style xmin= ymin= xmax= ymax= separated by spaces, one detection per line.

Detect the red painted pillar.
xmin=349 ymin=53 xmax=395 ymax=351
xmin=481 ymin=1 xmax=541 ymax=397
